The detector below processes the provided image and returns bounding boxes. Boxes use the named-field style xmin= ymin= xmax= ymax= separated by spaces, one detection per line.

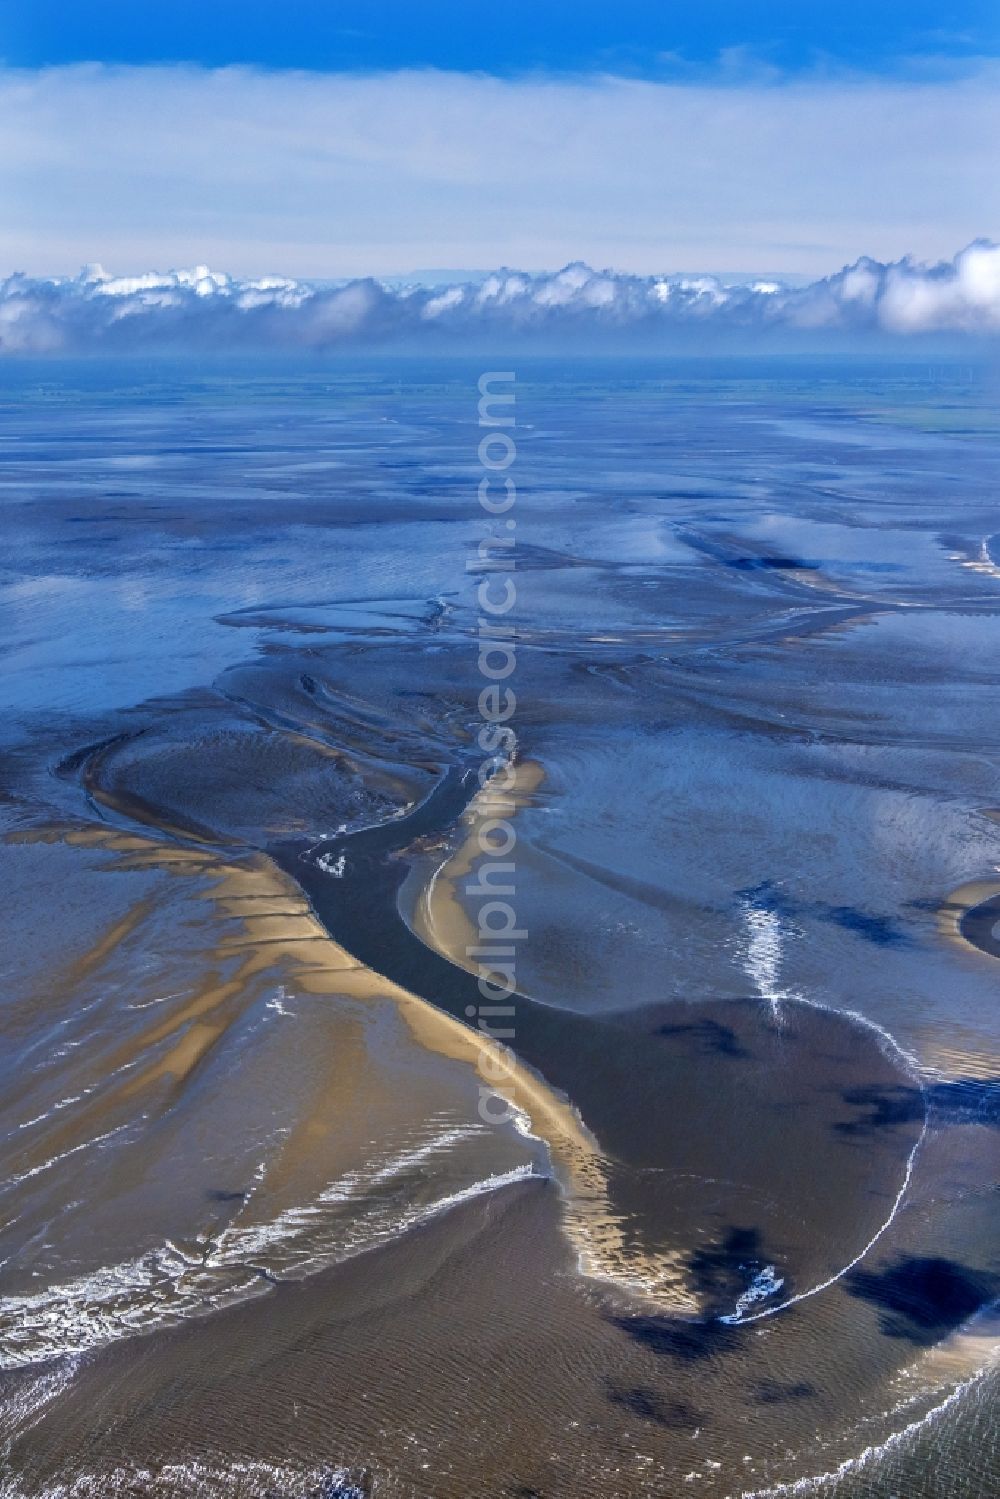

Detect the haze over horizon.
xmin=0 ymin=0 xmax=997 ymax=285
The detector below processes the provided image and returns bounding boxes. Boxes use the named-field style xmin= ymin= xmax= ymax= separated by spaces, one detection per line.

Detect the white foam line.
xmin=720 ymin=1110 xmax=928 ymax=1325
xmin=420 ymin=856 xmax=451 ymax=952
xmin=0 ymin=1457 xmax=367 ymax=1499
xmin=365 ymin=1125 xmax=479 ymax=1184
xmin=0 ymin=1122 xmax=132 ymax=1193
xmin=739 ymin=894 xmax=931 ymax=1081
xmin=738 ymin=1361 xmax=995 ymax=1497
xmin=723 ymin=1004 xmax=929 ymax=1322
xmin=212 ymin=1125 xmax=483 ymax=1260
xmin=741 ymin=902 xmax=788 ymax=1021
xmin=126 ymin=988 xmax=190 ymax=1011
xmin=0 ymin=1130 xmax=535 ymax=1369
xmin=0 ymin=1241 xmax=232 ymax=1369
xmin=13 ymin=1084 xmax=104 ymax=1136
xmin=401 ymin=1162 xmax=538 ymax=1230
xmin=793 ymin=993 xmax=929 ymax=1085
xmin=721 ymin=896 xmax=933 ymax=1325
xmin=0 ymin=1355 xmax=80 ymax=1447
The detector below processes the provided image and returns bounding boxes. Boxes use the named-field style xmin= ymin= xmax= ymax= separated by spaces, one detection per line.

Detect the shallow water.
xmin=0 ymin=357 xmax=998 ymax=1497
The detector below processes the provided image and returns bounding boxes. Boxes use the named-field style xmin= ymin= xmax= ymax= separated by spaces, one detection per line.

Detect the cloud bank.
xmin=1 ymin=244 xmax=999 ymax=353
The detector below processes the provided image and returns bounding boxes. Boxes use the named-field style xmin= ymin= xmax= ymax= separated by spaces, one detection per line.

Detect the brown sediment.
xmin=8 ymin=801 xmax=697 ymax=1312
xmin=901 ymin=1305 xmax=1000 ymax=1402
xmin=139 ymin=1021 xmax=228 ymax=1088
xmin=938 ymin=877 xmax=1000 ymax=961
xmin=405 ymin=757 xmax=697 ymax=1307
xmin=411 ymin=759 xmax=545 ymax=975
xmin=927 ymin=876 xmax=1000 ymax=1076
xmin=58 ymin=895 xmax=159 ymax=984
xmin=87 ymin=780 xmax=228 ymax=847
xmin=916 ymin=1038 xmax=1000 ymax=1082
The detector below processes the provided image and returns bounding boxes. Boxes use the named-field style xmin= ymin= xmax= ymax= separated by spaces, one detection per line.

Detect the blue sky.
xmin=2 ymin=0 xmax=998 ymax=76
xmin=0 ymin=4 xmax=996 ymax=283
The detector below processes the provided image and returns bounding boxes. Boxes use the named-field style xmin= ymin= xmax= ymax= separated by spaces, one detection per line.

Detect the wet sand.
xmin=409 ymin=759 xmax=546 ymax=972
xmin=1 ymin=358 xmax=998 ymax=1497
xmin=940 ymin=878 xmax=1000 ymax=962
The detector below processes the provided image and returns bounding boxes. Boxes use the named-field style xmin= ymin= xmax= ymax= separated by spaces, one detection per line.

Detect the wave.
xmin=720 ymin=892 xmax=931 ymax=1325
xmin=0 ymin=1457 xmax=370 ymax=1499
xmin=740 ymin=1306 xmax=1000 ymax=1496
xmin=0 ymin=1137 xmax=537 ymax=1371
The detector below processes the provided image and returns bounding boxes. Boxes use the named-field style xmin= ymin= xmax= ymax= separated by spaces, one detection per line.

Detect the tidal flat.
xmin=0 ymin=357 xmax=998 ymax=1498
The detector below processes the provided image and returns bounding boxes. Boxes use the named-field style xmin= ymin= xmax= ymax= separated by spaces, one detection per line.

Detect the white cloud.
xmin=1 ymin=243 xmax=999 ymax=353
xmin=0 ymin=63 xmax=997 ymax=279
